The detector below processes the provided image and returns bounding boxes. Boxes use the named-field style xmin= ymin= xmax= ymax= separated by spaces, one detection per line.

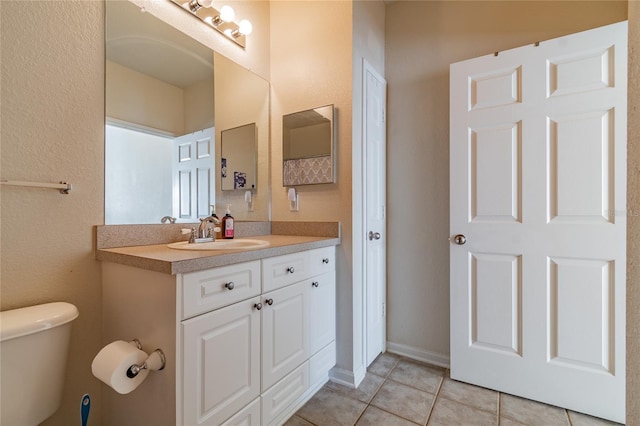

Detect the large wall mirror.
xmin=105 ymin=1 xmax=269 ymax=224
xmin=283 ymin=105 xmax=335 ymax=186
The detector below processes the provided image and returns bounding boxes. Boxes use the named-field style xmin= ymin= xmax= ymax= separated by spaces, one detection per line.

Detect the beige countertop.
xmin=96 ymin=235 xmax=341 ymax=275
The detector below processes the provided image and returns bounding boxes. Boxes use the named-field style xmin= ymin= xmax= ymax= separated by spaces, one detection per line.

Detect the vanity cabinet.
xmin=179 ymin=246 xmax=335 ymax=426
xmin=101 ymin=245 xmax=336 ymax=426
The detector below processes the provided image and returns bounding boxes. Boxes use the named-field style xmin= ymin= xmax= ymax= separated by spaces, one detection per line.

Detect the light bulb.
xmin=224 ymin=28 xmax=234 ymax=38
xmin=219 ymin=5 xmax=235 ymax=22
xmin=199 ymin=0 xmax=214 ymax=7
xmin=238 ymin=19 xmax=253 ymax=36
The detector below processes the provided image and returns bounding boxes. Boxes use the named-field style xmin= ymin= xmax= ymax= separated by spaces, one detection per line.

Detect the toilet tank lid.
xmin=1 ymin=302 xmax=79 ymax=342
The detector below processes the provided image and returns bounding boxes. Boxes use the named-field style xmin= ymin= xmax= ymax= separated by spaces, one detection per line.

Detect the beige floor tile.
xmin=428 ymin=397 xmax=497 ymax=425
xmin=367 ymin=352 xmax=400 ymax=377
xmin=388 ymin=358 xmax=445 ymax=394
xmin=283 ymin=414 xmax=315 ymax=426
xmin=500 ymin=394 xmax=569 ymax=426
xmin=499 ymin=416 xmax=528 ymax=425
xmin=568 ymin=411 xmax=623 ymax=426
xmin=355 ymin=406 xmax=419 ymax=426
xmin=296 ymin=388 xmax=367 ymax=426
xmin=324 ymin=373 xmax=385 ymax=403
xmin=438 ymin=378 xmax=498 ymax=413
xmin=370 ymin=379 xmax=435 ymax=425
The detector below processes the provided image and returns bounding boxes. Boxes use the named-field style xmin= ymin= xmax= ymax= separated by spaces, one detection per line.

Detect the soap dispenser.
xmin=210 ymin=205 xmax=222 ymax=240
xmin=222 ymin=204 xmax=234 ymax=239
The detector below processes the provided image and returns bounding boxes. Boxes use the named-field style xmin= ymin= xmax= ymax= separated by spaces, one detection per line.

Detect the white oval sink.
xmin=167 ymin=239 xmax=270 ymax=251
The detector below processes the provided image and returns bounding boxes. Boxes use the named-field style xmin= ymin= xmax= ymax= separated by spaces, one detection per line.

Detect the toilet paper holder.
xmin=125 ymin=339 xmax=166 ymax=379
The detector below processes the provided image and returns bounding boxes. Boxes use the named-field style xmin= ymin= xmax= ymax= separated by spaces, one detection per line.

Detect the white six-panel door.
xmin=172 ymin=127 xmax=215 ymax=221
xmin=450 ymin=22 xmax=627 ymax=423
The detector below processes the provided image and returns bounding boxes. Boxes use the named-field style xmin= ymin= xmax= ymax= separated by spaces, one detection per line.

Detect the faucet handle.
xmin=182 ymin=227 xmax=196 ymax=243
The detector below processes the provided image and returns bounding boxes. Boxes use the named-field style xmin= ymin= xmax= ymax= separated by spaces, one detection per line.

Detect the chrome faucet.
xmin=196 ymin=215 xmax=221 ymax=242
xmin=161 ymin=216 xmax=176 ymax=224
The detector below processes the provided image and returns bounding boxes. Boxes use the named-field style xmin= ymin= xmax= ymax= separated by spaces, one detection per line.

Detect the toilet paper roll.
xmin=91 ymin=340 xmax=149 ymax=394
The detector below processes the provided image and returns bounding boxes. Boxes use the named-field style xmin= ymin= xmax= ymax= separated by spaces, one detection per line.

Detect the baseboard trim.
xmin=328 ymin=364 xmax=366 ymax=389
xmin=386 ymin=342 xmax=450 ymax=369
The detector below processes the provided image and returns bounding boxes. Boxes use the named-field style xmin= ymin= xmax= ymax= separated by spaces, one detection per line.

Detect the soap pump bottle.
xmin=222 ymin=204 xmax=234 ymax=239
xmin=210 ymin=204 xmax=222 ymax=240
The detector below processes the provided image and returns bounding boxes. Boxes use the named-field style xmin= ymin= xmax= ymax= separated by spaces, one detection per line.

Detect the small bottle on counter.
xmin=210 ymin=204 xmax=222 ymax=240
xmin=222 ymin=204 xmax=234 ymax=239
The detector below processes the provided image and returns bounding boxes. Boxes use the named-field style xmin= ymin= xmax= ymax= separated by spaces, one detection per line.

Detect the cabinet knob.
xmin=254 ymin=303 xmax=263 ymax=311
xmin=287 ymin=266 xmax=295 ymax=274
xmin=225 ymin=282 xmax=235 ymax=290
xmin=322 ymin=258 xmax=330 ymax=264
xmin=265 ymin=298 xmax=274 ymax=305
xmin=312 ymin=281 xmax=319 ymax=288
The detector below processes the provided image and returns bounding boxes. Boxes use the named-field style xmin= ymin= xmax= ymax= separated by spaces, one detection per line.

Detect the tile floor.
xmin=285 ymin=353 xmax=622 ymax=426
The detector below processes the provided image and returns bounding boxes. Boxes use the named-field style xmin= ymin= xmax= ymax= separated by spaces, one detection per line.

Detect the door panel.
xmin=470 ymin=252 xmax=522 ymax=355
xmin=450 ymin=21 xmax=626 ymax=423
xmin=470 ymin=122 xmax=522 ymax=222
xmin=548 ymin=257 xmax=614 ymax=373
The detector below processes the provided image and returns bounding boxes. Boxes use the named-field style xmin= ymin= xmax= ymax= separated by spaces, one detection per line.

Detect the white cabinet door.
xmin=182 ymin=297 xmax=261 ymax=425
xmin=309 ymin=272 xmax=336 ymax=356
xmin=261 ymin=281 xmax=309 ymax=391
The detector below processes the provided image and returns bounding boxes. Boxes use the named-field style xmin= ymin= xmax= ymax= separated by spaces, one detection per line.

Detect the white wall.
xmin=385 ymin=0 xmax=628 ymax=363
xmin=106 ymin=60 xmax=185 ymax=135
xmin=270 ymin=0 xmax=355 ymax=375
xmin=105 ymin=125 xmax=173 ymax=224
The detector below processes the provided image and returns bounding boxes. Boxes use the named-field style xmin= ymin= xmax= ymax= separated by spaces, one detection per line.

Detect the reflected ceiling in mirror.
xmin=283 ymin=105 xmax=335 ymax=186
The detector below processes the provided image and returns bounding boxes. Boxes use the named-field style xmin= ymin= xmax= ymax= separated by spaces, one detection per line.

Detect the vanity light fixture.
xmin=173 ymin=0 xmax=252 ymax=48
xmin=186 ymin=0 xmax=213 ymax=13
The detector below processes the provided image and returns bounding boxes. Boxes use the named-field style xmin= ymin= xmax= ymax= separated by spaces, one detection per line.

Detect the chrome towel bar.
xmin=0 ymin=179 xmax=72 ymax=194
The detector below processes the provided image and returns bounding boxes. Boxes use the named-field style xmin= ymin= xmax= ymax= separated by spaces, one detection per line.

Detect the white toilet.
xmin=0 ymin=302 xmax=79 ymax=425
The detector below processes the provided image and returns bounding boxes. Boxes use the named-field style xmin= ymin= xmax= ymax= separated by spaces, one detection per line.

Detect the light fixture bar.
xmin=170 ymin=0 xmax=249 ymax=48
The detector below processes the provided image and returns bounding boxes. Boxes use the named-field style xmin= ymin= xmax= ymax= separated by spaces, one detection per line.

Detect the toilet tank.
xmin=0 ymin=302 xmax=79 ymax=426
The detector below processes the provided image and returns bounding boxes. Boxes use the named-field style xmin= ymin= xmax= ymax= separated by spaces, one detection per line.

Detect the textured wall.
xmin=270 ymin=0 xmax=354 ymax=372
xmin=385 ymin=1 xmax=628 ymax=360
xmin=0 ymin=1 xmax=105 ymax=425
xmin=627 ymin=1 xmax=639 ymax=423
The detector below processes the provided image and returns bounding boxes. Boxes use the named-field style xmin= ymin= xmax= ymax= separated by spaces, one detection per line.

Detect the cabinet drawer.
xmin=181 ymin=261 xmax=261 ymax=320
xmin=309 ymin=246 xmax=335 ymax=277
xmin=221 ymin=397 xmax=260 ymax=426
xmin=261 ymin=362 xmax=309 ymax=426
xmin=262 ymin=251 xmax=311 ymax=292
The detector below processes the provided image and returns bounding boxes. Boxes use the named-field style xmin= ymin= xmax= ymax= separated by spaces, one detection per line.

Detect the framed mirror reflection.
xmin=282 ymin=104 xmax=335 ymax=186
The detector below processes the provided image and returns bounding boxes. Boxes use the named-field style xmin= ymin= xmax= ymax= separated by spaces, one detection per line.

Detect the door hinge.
xmin=382 ymin=302 xmax=386 ymax=317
